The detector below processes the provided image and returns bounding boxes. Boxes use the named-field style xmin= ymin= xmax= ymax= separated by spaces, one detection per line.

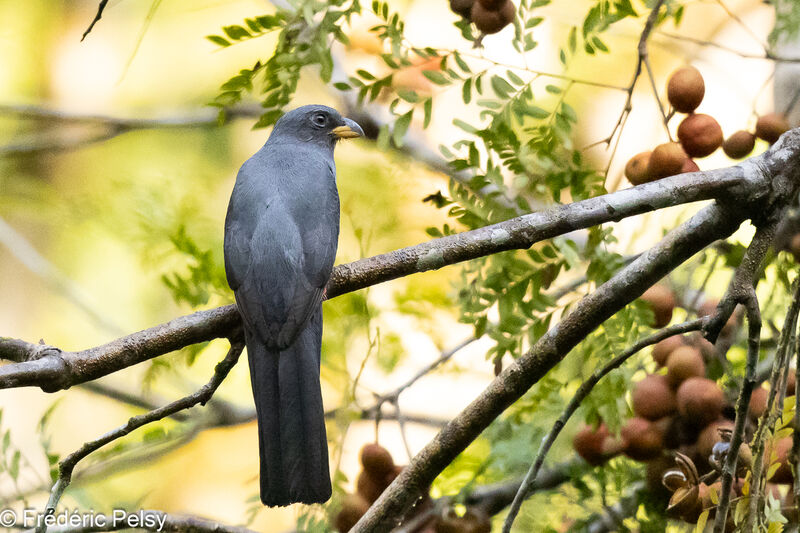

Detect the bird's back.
xmin=224 ymin=142 xmax=340 ymax=349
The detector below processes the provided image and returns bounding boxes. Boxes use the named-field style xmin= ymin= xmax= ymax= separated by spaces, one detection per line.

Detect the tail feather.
xmin=247 ymin=308 xmax=331 ymax=506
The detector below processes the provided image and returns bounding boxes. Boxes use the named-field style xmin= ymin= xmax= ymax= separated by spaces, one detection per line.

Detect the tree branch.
xmin=0 ymin=159 xmax=754 ymax=392
xmin=81 ymin=0 xmax=110 ymax=41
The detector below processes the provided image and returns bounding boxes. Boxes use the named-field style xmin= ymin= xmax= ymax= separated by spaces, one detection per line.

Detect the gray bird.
xmin=224 ymin=105 xmax=363 ymax=506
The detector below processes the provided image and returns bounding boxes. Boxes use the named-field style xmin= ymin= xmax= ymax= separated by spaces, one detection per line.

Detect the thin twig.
xmin=595 ymin=0 xmax=667 ymax=171
xmin=81 ymin=0 xmax=109 ymax=41
xmin=712 ymin=220 xmax=779 ymax=531
xmin=747 ymin=278 xmax=800 ymax=530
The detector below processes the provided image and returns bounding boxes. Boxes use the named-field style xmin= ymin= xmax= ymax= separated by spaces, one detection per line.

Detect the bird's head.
xmin=269 ymin=105 xmax=364 ymax=150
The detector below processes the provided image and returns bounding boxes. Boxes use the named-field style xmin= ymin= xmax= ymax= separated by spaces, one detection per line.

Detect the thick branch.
xmin=0 ymin=162 xmax=753 ymax=392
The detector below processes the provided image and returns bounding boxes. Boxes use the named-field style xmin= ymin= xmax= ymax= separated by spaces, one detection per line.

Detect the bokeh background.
xmin=0 ymin=0 xmax=788 ymax=530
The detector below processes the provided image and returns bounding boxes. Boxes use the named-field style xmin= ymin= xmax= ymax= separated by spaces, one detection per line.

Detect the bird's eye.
xmin=312 ymin=113 xmax=327 ymax=127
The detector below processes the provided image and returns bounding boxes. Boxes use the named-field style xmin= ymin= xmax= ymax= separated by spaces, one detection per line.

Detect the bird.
xmin=223 ymin=105 xmax=363 ymax=506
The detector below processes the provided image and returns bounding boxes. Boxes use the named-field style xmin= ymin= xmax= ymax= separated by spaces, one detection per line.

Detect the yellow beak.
xmin=331 ymin=119 xmax=365 ymax=139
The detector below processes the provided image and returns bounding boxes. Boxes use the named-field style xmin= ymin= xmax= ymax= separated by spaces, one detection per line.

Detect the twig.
xmin=655 ymin=31 xmax=800 ymax=63
xmin=502 ymin=318 xmax=705 ymax=533
xmin=81 ymin=0 xmax=109 ymax=41
xmin=642 ymin=53 xmax=671 ymax=140
xmin=367 ymin=337 xmax=476 ymax=411
xmin=747 ymin=278 xmax=800 ymax=529
xmin=36 ymin=339 xmax=244 ymax=533
xmin=596 ymin=0 xmax=667 ymax=151
xmin=712 ymin=220 xmax=779 ymax=531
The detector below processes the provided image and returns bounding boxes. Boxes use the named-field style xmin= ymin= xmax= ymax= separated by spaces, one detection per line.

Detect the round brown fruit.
xmin=677 ymin=377 xmax=725 ymax=426
xmin=470 ymin=0 xmax=514 ymax=34
xmin=477 ymin=0 xmax=506 ymax=8
xmin=384 ymin=464 xmax=403 ymax=486
xmin=767 ymin=437 xmax=793 ymax=484
xmin=450 ymin=0 xmax=475 ymax=18
xmin=648 ymin=142 xmax=688 ymax=180
xmin=573 ymin=423 xmax=617 ymax=465
xmin=666 ymin=346 xmax=706 ymax=387
xmin=697 ymin=419 xmax=735 ymax=460
xmin=755 ymin=113 xmax=790 ymax=144
xmin=621 ymin=417 xmax=664 ymax=461
xmin=640 ymin=284 xmax=676 ymax=328
xmin=652 ymin=336 xmax=685 ymax=367
xmin=360 ymin=443 xmax=395 ymax=478
xmin=723 ymin=130 xmax=756 ymax=159
xmin=789 ymin=233 xmax=800 ymax=262
xmin=748 ymin=385 xmax=768 ymax=420
xmin=335 ymin=494 xmax=371 ymax=532
xmin=787 ymin=372 xmax=796 ymax=396
xmin=677 ymin=114 xmax=723 ymax=158
xmin=356 ymin=470 xmax=386 ymax=503
xmin=667 ymin=66 xmax=705 ymax=113
xmin=633 ymin=374 xmax=677 ymax=420
xmin=680 ymin=158 xmax=700 ymax=174
xmin=625 ymin=151 xmax=652 ymax=185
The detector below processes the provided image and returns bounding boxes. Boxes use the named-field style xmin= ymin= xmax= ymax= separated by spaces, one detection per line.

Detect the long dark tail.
xmin=246 ymin=308 xmax=331 ymax=506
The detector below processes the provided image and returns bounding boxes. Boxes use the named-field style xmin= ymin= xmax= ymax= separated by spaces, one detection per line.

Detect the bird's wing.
xmin=224 ymin=155 xmax=339 ymax=349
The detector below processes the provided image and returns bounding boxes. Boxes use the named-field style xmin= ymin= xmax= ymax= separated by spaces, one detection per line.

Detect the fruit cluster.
xmin=625 ymin=66 xmax=791 ymax=186
xmin=449 ymin=0 xmax=515 ymax=35
xmin=335 ymin=444 xmax=490 ymax=532
xmin=572 ymin=285 xmax=798 ymax=527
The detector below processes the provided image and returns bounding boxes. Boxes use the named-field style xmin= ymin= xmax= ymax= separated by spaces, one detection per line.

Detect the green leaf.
xmin=507 ymin=70 xmax=524 ymax=86
xmin=453 ymin=118 xmax=478 ymax=134
xmin=206 ymin=35 xmax=230 ymax=47
xmin=592 ymin=36 xmax=609 ymax=53
xmin=253 ymin=110 xmax=282 ymax=129
xmin=356 ymin=69 xmax=376 ymax=80
xmin=10 ymin=450 xmax=20 ymax=480
xmin=397 ymin=89 xmax=420 ymax=102
xmin=333 ymin=82 xmax=351 ymax=91
xmin=392 ymin=111 xmax=413 ymax=146
xmin=223 ymin=25 xmax=251 ymax=40
xmin=245 ymin=18 xmax=261 ymax=33
xmin=526 ymin=105 xmax=550 ymax=119
xmin=423 ymin=98 xmax=433 ymax=128
xmin=255 ymin=15 xmax=282 ymax=29
xmin=462 ymin=78 xmax=472 ymax=104
xmin=491 ymin=75 xmax=514 ymax=97
xmin=453 ymin=53 xmax=471 ymax=73
xmin=568 ymin=26 xmax=577 ymax=53
xmin=422 ymin=70 xmax=449 ymax=85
